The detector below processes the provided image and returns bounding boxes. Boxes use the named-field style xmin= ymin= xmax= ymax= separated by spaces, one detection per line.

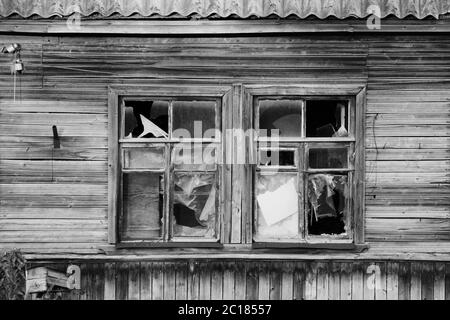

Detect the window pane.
xmin=172 ymin=101 xmax=216 ymax=139
xmin=259 ymin=100 xmax=302 ymax=138
xmin=309 ymin=148 xmax=348 ymax=169
xmin=259 ymin=149 xmax=296 ymax=167
xmin=255 ymin=173 xmax=299 ymax=240
xmin=173 ymin=144 xmax=217 ymax=171
xmin=123 ymin=147 xmax=165 ymax=169
xmin=307 ymin=174 xmax=348 ymax=237
xmin=122 ymin=172 xmax=164 ymax=240
xmin=124 ymin=100 xmax=169 ymax=139
xmin=306 ymin=100 xmax=349 ymax=138
xmin=173 ymin=173 xmax=217 ymax=238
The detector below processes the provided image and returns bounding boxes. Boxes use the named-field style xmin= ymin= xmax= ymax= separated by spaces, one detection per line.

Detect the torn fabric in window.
xmin=173 ymin=173 xmax=217 ymax=238
xmin=124 ymin=100 xmax=169 ymax=139
xmin=255 ymin=173 xmax=299 ymax=239
xmin=307 ymin=174 xmax=348 ymax=236
xmin=121 ymin=172 xmax=164 ymax=240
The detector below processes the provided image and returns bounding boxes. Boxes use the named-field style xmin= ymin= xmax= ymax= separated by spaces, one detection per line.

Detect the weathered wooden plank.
xmin=329 ymin=262 xmax=340 ymax=300
xmin=363 ymin=262 xmax=375 ymax=300
xmin=140 ymin=262 xmax=152 ymax=300
xmin=175 ymin=265 xmax=188 ymax=300
xmin=163 ymin=264 xmax=176 ymax=300
xmin=245 ymin=263 xmax=258 ymax=300
xmin=151 ymin=262 xmax=164 ymax=301
xmin=398 ymin=262 xmax=411 ymax=300
xmin=258 ymin=268 xmax=270 ymax=300
xmin=421 ymin=263 xmax=434 ymax=300
xmin=103 ymin=263 xmax=116 ymax=300
xmin=210 ymin=268 xmax=222 ymax=300
xmin=410 ymin=262 xmax=422 ymax=300
xmin=340 ymin=262 xmax=352 ymax=300
xmin=269 ymin=265 xmax=282 ymax=301
xmin=386 ymin=262 xmax=399 ymax=300
xmin=222 ymin=267 xmax=235 ymax=300
xmin=234 ymin=265 xmax=246 ymax=300
xmin=316 ymin=262 xmax=329 ymax=300
xmin=375 ymin=262 xmax=387 ymax=300
xmin=199 ymin=268 xmax=211 ymax=300
xmin=92 ymin=263 xmax=105 ymax=300
xmin=115 ymin=263 xmax=128 ymax=301
xmin=305 ymin=262 xmax=317 ymax=301
xmin=433 ymin=263 xmax=445 ymax=301
xmin=280 ymin=263 xmax=294 ymax=301
xmin=128 ymin=262 xmax=141 ymax=300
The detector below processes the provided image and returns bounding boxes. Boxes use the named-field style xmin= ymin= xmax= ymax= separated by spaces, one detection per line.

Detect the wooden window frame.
xmin=240 ymin=85 xmax=367 ymax=248
xmin=108 ymin=85 xmax=233 ymax=248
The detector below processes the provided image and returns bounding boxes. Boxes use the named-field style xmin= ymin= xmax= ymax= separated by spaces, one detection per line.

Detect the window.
xmin=108 ymin=85 xmax=365 ymax=249
xmin=251 ymin=90 xmax=365 ymax=246
xmin=110 ymin=92 xmax=224 ymax=246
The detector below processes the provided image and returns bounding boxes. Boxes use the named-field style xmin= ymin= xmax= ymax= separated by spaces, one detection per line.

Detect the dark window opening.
xmin=259 ymin=100 xmax=302 ymax=138
xmin=124 ymin=100 xmax=169 ymax=139
xmin=306 ymin=100 xmax=348 ymax=138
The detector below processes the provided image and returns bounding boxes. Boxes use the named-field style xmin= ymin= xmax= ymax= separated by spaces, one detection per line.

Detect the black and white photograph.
xmin=0 ymin=0 xmax=449 ymax=309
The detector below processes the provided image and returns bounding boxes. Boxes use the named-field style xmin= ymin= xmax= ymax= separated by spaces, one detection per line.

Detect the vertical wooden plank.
xmin=410 ymin=262 xmax=421 ymax=300
xmin=445 ymin=263 xmax=450 ymax=301
xmin=128 ymin=262 xmax=140 ymax=300
xmin=398 ymin=262 xmax=411 ymax=300
xmin=210 ymin=266 xmax=223 ymax=300
xmin=140 ymin=262 xmax=152 ymax=300
xmin=245 ymin=263 xmax=258 ymax=300
xmin=234 ymin=264 xmax=246 ymax=300
xmin=93 ymin=263 xmax=105 ymax=300
xmin=164 ymin=263 xmax=176 ymax=300
xmin=104 ymin=262 xmax=116 ymax=300
xmin=433 ymin=263 xmax=445 ymax=301
xmin=151 ymin=262 xmax=164 ymax=300
xmin=115 ymin=262 xmax=129 ymax=300
xmin=363 ymin=262 xmax=375 ymax=300
xmin=375 ymin=262 xmax=387 ymax=300
xmin=305 ymin=262 xmax=317 ymax=301
xmin=258 ymin=267 xmax=270 ymax=300
xmin=79 ymin=264 xmax=89 ymax=300
xmin=421 ymin=263 xmax=434 ymax=301
xmin=329 ymin=262 xmax=340 ymax=300
xmin=231 ymin=84 xmax=243 ymax=244
xmin=340 ymin=262 xmax=352 ymax=300
xmin=351 ymin=262 xmax=364 ymax=300
xmin=188 ymin=263 xmax=200 ymax=300
xmin=293 ymin=262 xmax=306 ymax=301
xmin=175 ymin=263 xmax=188 ymax=300
xmin=386 ymin=262 xmax=399 ymax=300
xmin=199 ymin=266 xmax=212 ymax=300
xmin=281 ymin=262 xmax=294 ymax=300
xmin=269 ymin=264 xmax=282 ymax=301
xmin=316 ymin=262 xmax=329 ymax=300
xmin=223 ymin=265 xmax=235 ymax=300
xmin=222 ymin=89 xmax=233 ymax=244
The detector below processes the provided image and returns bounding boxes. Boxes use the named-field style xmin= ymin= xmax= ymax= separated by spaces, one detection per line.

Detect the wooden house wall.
xmin=0 ymin=34 xmax=449 ymax=257
xmin=29 ymin=260 xmax=450 ymax=300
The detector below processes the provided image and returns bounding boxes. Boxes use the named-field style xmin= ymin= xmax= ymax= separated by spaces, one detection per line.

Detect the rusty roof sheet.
xmin=0 ymin=0 xmax=449 ymax=19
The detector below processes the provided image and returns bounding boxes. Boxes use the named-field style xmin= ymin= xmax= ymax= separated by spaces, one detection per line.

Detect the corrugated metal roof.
xmin=0 ymin=0 xmax=449 ymax=19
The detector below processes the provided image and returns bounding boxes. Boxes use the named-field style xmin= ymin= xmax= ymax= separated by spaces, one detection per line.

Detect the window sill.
xmin=116 ymin=242 xmax=223 ymax=249
xmin=252 ymin=242 xmax=369 ymax=252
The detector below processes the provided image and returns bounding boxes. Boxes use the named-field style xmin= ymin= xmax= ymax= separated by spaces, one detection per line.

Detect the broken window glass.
xmin=172 ymin=144 xmax=217 ymax=171
xmin=124 ymin=100 xmax=169 ymax=139
xmin=259 ymin=100 xmax=302 ymax=138
xmin=173 ymin=173 xmax=217 ymax=238
xmin=306 ymin=101 xmax=349 ymax=138
xmin=121 ymin=172 xmax=164 ymax=240
xmin=259 ymin=149 xmax=296 ymax=167
xmin=255 ymin=173 xmax=299 ymax=240
xmin=172 ymin=101 xmax=216 ymax=139
xmin=309 ymin=147 xmax=348 ymax=169
xmin=123 ymin=147 xmax=166 ymax=169
xmin=307 ymin=174 xmax=348 ymax=236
